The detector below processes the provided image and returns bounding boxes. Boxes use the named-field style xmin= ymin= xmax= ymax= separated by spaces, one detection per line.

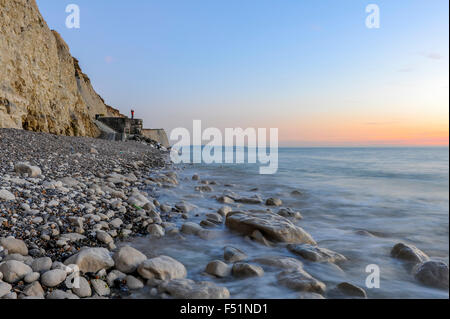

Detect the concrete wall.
xmin=142 ymin=129 xmax=170 ymax=148
xmin=97 ymin=117 xmax=143 ymax=135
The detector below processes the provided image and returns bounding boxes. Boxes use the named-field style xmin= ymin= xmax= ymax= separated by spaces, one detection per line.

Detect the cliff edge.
xmin=0 ymin=0 xmax=123 ymax=137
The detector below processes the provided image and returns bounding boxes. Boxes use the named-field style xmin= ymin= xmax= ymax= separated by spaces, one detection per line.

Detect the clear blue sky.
xmin=36 ymin=0 xmax=449 ymax=146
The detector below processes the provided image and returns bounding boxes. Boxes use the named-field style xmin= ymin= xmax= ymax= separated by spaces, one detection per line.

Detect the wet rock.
xmin=158 ymin=279 xmax=230 ymax=299
xmin=287 ymin=244 xmax=347 ymax=263
xmin=250 ymin=230 xmax=273 ymax=246
xmin=72 ymin=276 xmax=92 ymax=298
xmin=0 ymin=237 xmax=28 ymax=255
xmin=138 ymin=256 xmax=187 ymax=281
xmin=175 ymin=202 xmax=197 ymax=213
xmin=147 ymin=224 xmax=165 ymax=238
xmin=112 ymin=246 xmax=147 ymax=274
xmin=277 ymin=268 xmax=326 ymax=294
xmin=198 ymin=229 xmax=220 ymax=240
xmin=217 ymin=206 xmax=232 ymax=217
xmin=266 ymin=198 xmax=283 ymax=206
xmin=226 ymin=210 xmax=316 ymax=244
xmin=200 ymin=220 xmax=217 ymax=228
xmin=206 ymin=213 xmax=223 ymax=224
xmin=391 ymin=243 xmax=429 ymax=264
xmin=336 ymin=282 xmax=367 ymax=298
xmin=195 ymin=185 xmax=213 ymax=192
xmin=235 ymin=197 xmax=263 ymax=205
xmin=413 ymin=260 xmax=449 ymax=289
xmin=41 ymin=269 xmax=67 ymax=287
xmin=232 ymin=263 xmax=264 ymax=278
xmin=0 ymin=260 xmax=32 ymax=283
xmin=252 ymin=256 xmax=303 ymax=270
xmin=298 ymin=292 xmax=325 ymax=299
xmin=205 ymin=260 xmax=231 ymax=278
xmin=224 ymin=246 xmax=248 ymax=263
xmin=217 ymin=196 xmax=235 ymax=204
xmin=180 ymin=222 xmax=203 ymax=236
xmin=160 ymin=204 xmax=172 ymax=213
xmin=278 ymin=208 xmax=303 ymax=219
xmin=64 ymin=247 xmax=114 ymax=273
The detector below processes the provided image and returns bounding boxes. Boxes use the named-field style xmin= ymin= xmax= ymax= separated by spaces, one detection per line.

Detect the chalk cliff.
xmin=0 ymin=0 xmax=123 ymax=136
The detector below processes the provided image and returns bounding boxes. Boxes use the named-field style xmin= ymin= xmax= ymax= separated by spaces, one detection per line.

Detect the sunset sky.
xmin=37 ymin=0 xmax=449 ymax=146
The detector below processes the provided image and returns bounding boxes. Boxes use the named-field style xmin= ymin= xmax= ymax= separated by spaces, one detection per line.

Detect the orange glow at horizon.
xmin=277 ymin=115 xmax=449 ymax=146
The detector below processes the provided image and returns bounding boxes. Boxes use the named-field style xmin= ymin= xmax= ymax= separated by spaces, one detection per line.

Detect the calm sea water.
xmin=130 ymin=147 xmax=449 ymax=299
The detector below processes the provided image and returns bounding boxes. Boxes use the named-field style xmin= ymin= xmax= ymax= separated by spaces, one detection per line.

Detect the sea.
xmin=129 ymin=147 xmax=449 ymax=299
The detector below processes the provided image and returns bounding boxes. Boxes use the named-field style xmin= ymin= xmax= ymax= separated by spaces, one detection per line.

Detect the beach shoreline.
xmin=1 ymin=129 xmax=448 ymax=299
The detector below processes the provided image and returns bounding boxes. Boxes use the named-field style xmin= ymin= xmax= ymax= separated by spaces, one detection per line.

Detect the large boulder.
xmin=64 ymin=247 xmax=114 ymax=273
xmin=0 ymin=260 xmax=32 ymax=283
xmin=287 ymin=244 xmax=346 ymax=263
xmin=391 ymin=243 xmax=429 ymax=264
xmin=113 ymin=246 xmax=147 ymax=274
xmin=137 ymin=255 xmax=187 ymax=280
xmin=158 ymin=279 xmax=230 ymax=299
xmin=226 ymin=211 xmax=316 ymax=244
xmin=277 ymin=268 xmax=326 ymax=294
xmin=413 ymin=260 xmax=449 ymax=289
xmin=224 ymin=246 xmax=248 ymax=263
xmin=0 ymin=237 xmax=28 ymax=255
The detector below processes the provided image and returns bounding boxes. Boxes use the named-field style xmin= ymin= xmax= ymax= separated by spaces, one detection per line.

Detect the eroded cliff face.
xmin=0 ymin=0 xmax=122 ymax=136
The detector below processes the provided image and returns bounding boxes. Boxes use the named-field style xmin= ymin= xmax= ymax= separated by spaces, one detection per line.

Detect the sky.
xmin=36 ymin=0 xmax=449 ymax=146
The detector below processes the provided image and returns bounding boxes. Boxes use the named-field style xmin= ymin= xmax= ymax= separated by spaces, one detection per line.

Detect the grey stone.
xmin=414 ymin=260 xmax=449 ymax=289
xmin=391 ymin=243 xmax=429 ymax=264
xmin=64 ymin=247 xmax=114 ymax=273
xmin=288 ymin=244 xmax=347 ymax=263
xmin=0 ymin=237 xmax=28 ymax=255
xmin=41 ymin=269 xmax=67 ymax=287
xmin=205 ymin=260 xmax=231 ymax=278
xmin=158 ymin=279 xmax=230 ymax=299
xmin=138 ymin=255 xmax=187 ymax=280
xmin=112 ymin=246 xmax=147 ymax=274
xmin=226 ymin=210 xmax=316 ymax=244
xmin=232 ymin=263 xmax=264 ymax=278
